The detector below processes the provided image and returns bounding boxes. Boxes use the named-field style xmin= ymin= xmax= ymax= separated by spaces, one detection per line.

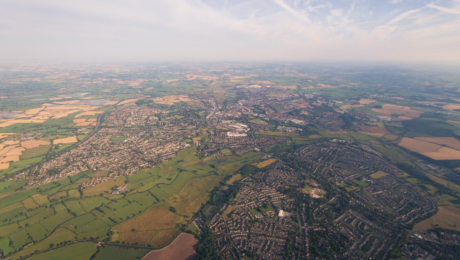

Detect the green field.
xmin=352 ymin=179 xmax=369 ymax=187
xmin=96 ymin=247 xmax=149 ymax=260
xmin=185 ymin=223 xmax=200 ymax=236
xmin=19 ymin=145 xmax=50 ymax=160
xmin=21 ymin=242 xmax=97 ymax=260
xmin=110 ymin=137 xmax=126 ymax=142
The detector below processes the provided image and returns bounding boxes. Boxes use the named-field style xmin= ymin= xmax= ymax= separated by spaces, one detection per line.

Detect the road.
xmin=206 ymin=98 xmax=217 ymax=125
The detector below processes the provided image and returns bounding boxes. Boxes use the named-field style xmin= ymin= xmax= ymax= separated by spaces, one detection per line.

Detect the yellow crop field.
xmin=254 ymin=158 xmax=277 ymax=168
xmin=0 ymin=119 xmax=45 ymax=128
xmin=21 ymin=140 xmax=50 ymax=149
xmin=423 ymin=147 xmax=460 ymax=160
xmin=414 ymin=137 xmax=460 ymax=151
xmin=398 ymin=137 xmax=441 ymax=153
xmin=0 ymin=156 xmax=20 ymax=164
xmin=53 ymin=136 xmax=78 ymax=144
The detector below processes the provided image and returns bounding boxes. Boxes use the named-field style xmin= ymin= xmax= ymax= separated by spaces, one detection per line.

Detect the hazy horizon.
xmin=1 ymin=0 xmax=460 ymax=62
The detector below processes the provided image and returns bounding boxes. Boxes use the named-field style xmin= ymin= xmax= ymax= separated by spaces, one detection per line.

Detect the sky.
xmin=1 ymin=0 xmax=460 ymax=62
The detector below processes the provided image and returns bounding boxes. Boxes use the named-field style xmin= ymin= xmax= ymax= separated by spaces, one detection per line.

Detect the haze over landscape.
xmin=1 ymin=1 xmax=460 ymax=260
xmin=1 ymin=0 xmax=460 ymax=61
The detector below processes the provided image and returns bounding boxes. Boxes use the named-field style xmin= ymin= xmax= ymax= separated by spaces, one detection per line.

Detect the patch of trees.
xmin=196 ymin=226 xmax=223 ymax=260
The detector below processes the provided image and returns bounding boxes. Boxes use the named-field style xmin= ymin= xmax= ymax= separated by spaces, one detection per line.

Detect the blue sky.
xmin=1 ymin=0 xmax=460 ymax=62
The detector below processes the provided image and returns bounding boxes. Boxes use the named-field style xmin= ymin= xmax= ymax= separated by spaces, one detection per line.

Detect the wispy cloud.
xmin=0 ymin=0 xmax=459 ymax=61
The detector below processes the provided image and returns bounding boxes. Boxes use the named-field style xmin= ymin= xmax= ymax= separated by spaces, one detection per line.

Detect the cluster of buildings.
xmin=29 ymin=103 xmax=203 ymax=187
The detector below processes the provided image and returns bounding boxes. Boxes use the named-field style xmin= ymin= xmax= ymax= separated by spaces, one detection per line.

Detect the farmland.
xmin=399 ymin=137 xmax=460 ymax=160
xmin=413 ymin=206 xmax=460 ymax=233
xmin=143 ymin=233 xmax=198 ymax=260
xmin=1 ymin=63 xmax=460 ymax=259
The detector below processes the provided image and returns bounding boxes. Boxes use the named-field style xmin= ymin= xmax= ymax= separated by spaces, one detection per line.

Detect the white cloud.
xmin=0 ymin=0 xmax=459 ymax=62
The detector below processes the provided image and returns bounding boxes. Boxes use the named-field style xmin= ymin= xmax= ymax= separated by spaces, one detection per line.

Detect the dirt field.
xmin=359 ymin=126 xmax=389 ymax=133
xmin=21 ymin=140 xmax=50 ymax=149
xmin=340 ymin=104 xmax=364 ymax=110
xmin=53 ymin=136 xmax=78 ymax=144
xmin=414 ymin=137 xmax=460 ymax=151
xmin=143 ymin=233 xmax=198 ymax=260
xmin=152 ymin=95 xmax=191 ymax=105
xmin=254 ymin=158 xmax=277 ymax=168
xmin=104 ymin=101 xmax=118 ymax=105
xmin=358 ymin=132 xmax=385 ymax=138
xmin=372 ymin=104 xmax=423 ymax=118
xmin=0 ymin=163 xmax=10 ymax=169
xmin=398 ymin=137 xmax=442 ymax=153
xmin=359 ymin=99 xmax=376 ymax=105
xmin=443 ymin=104 xmax=460 ymax=110
xmin=413 ymin=206 xmax=460 ymax=233
xmin=423 ymin=147 xmax=460 ymax=160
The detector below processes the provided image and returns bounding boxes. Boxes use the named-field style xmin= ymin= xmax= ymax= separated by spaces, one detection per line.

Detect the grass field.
xmin=110 ymin=137 xmax=126 ymax=142
xmin=96 ymin=247 xmax=149 ymax=260
xmin=352 ymin=179 xmax=369 ymax=187
xmin=220 ymin=148 xmax=232 ymax=156
xmin=19 ymin=145 xmax=50 ymax=160
xmin=19 ymin=242 xmax=97 ymax=260
xmin=82 ymin=177 xmax=126 ymax=197
xmin=249 ymin=118 xmax=268 ymax=125
xmin=413 ymin=206 xmax=460 ymax=233
xmin=148 ymin=230 xmax=178 ymax=247
xmin=0 ymin=138 xmax=265 ymax=256
xmin=370 ymin=171 xmax=389 ymax=179
xmin=185 ymin=223 xmax=200 ymax=236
